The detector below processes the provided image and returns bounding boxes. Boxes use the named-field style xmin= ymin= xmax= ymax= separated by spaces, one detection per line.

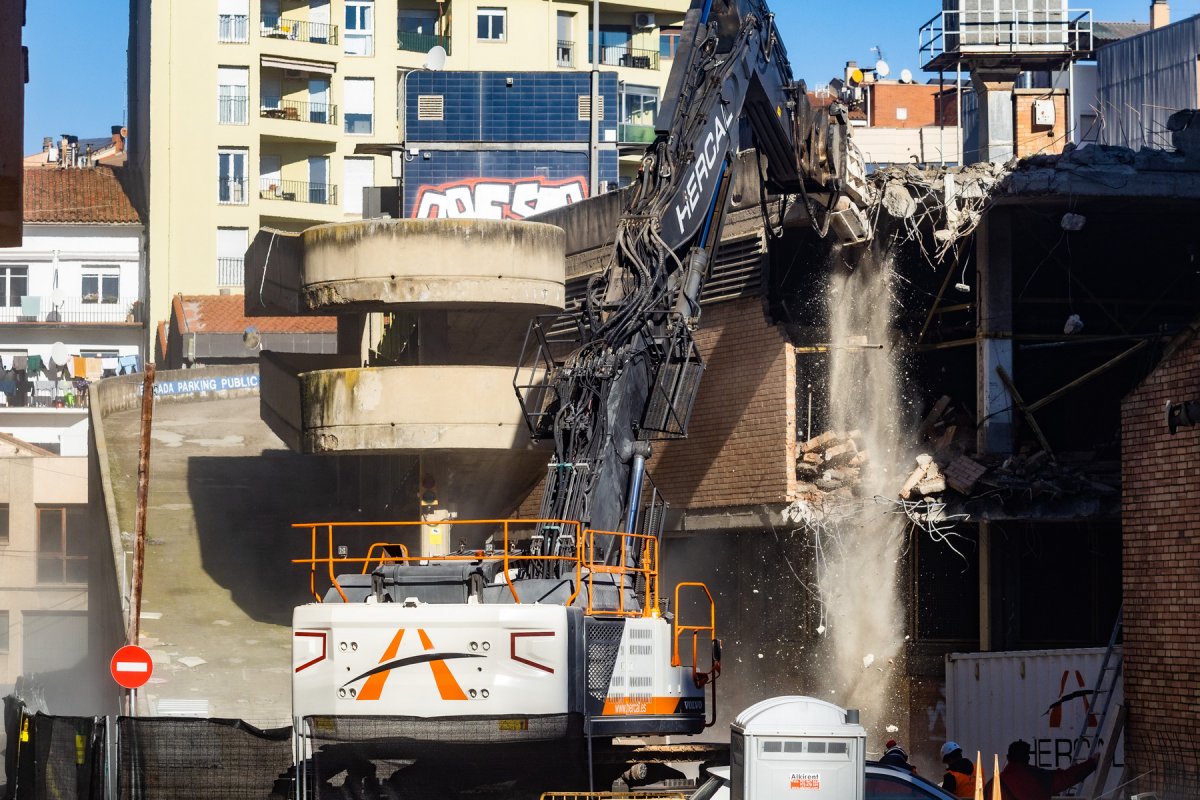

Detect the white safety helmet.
xmin=941 ymin=741 xmax=962 ymax=760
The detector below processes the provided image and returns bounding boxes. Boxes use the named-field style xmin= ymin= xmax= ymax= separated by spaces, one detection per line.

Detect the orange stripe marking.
xmin=357 ymin=628 xmax=405 ymax=701
xmin=418 ymin=628 xmax=468 ymax=700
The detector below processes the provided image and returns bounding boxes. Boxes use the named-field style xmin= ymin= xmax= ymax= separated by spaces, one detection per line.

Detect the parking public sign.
xmin=110 ymin=645 xmax=154 ymax=689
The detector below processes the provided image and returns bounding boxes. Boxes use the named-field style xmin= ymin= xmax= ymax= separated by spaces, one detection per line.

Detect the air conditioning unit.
xmin=635 ymin=12 xmax=655 ymax=29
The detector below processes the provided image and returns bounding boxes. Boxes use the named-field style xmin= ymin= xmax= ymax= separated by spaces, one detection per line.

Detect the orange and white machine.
xmin=291 ymin=519 xmax=718 ymax=746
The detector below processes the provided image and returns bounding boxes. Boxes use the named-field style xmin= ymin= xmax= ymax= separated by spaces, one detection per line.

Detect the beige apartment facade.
xmin=0 ymin=437 xmax=89 ymax=703
xmin=128 ymin=0 xmax=687 ymax=351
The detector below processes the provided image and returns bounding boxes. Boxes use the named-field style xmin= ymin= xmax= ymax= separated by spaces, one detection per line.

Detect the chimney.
xmin=111 ymin=125 xmax=125 ymax=153
xmin=41 ymin=136 xmax=52 ymax=153
xmin=1151 ymin=0 xmax=1170 ymax=30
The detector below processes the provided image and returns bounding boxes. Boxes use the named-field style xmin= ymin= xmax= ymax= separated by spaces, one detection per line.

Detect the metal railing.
xmin=218 ymin=178 xmax=248 ymax=205
xmin=0 ymin=296 xmax=141 ymax=324
xmin=556 ymin=39 xmax=573 ymax=67
xmin=260 ymin=178 xmax=338 ymax=205
xmin=218 ymin=96 xmax=249 ymax=125
xmin=218 ymin=14 xmax=249 ymax=43
xmin=598 ymin=45 xmax=659 ymax=70
xmin=397 ymin=30 xmax=451 ymax=55
xmin=919 ymin=7 xmax=1093 ymax=66
xmin=259 ymin=97 xmax=338 ymax=125
xmin=260 ymin=14 xmax=339 ymax=45
xmin=217 ymin=257 xmax=245 ymax=287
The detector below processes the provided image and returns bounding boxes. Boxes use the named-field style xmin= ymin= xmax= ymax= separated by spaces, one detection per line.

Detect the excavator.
xmin=287 ymin=0 xmax=871 ymax=795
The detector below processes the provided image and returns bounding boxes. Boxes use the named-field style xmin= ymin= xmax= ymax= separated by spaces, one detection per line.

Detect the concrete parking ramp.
xmin=93 ymin=366 xmax=359 ymax=725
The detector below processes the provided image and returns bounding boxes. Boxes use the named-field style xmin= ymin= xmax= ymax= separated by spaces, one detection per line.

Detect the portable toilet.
xmin=730 ymin=696 xmax=866 ymax=800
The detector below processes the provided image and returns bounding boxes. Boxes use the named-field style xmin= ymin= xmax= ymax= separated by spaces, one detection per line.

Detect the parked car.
xmin=689 ymin=762 xmax=958 ymax=800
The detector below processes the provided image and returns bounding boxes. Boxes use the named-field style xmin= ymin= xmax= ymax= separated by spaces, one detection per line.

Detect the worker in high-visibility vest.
xmin=941 ymin=741 xmax=977 ymax=799
xmin=984 ymin=740 xmax=1098 ymax=800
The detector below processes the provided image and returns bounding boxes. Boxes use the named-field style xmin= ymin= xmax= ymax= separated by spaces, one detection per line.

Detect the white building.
xmin=0 ymin=166 xmax=145 ymax=454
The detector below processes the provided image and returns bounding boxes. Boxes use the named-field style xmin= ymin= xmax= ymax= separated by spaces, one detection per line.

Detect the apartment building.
xmin=127 ymin=0 xmax=687 ymax=348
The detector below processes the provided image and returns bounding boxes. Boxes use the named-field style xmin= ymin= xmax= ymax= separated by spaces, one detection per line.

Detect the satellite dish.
xmin=900 ymin=69 xmax=914 ymax=84
xmin=51 ymin=342 xmax=68 ymax=364
xmin=875 ymin=59 xmax=891 ymax=79
xmin=424 ymin=45 xmax=447 ymax=71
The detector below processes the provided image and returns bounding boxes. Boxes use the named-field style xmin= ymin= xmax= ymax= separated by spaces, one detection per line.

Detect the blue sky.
xmin=22 ymin=0 xmax=1200 ymax=153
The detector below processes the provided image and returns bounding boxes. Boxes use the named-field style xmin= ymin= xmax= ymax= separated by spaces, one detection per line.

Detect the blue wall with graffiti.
xmin=404 ymin=71 xmax=621 ymax=220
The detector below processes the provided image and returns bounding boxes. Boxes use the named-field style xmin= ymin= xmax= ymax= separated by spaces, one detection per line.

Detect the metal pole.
xmin=129 ymin=364 xmax=155 ymax=648
xmin=590 ymin=0 xmax=600 ymax=196
xmin=956 ymin=59 xmax=964 ymax=165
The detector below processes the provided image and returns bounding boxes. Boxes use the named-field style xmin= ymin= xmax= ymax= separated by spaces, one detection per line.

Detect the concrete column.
xmin=978 ymin=522 xmax=993 ymax=651
xmin=976 ymin=207 xmax=1014 ymax=455
xmin=971 ymin=71 xmax=1018 ymax=164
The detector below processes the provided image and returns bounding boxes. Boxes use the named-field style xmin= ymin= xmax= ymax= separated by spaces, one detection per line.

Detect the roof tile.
xmin=23 ymin=166 xmax=140 ymax=224
xmin=175 ymin=294 xmax=337 ymax=335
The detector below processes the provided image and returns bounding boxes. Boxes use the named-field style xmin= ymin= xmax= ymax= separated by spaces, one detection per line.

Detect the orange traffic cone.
xmin=992 ymin=754 xmax=1002 ymax=800
xmin=974 ymin=752 xmax=984 ymax=800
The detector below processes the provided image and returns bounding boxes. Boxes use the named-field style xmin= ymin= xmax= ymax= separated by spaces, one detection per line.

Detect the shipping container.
xmin=946 ymin=648 xmax=1123 ymax=797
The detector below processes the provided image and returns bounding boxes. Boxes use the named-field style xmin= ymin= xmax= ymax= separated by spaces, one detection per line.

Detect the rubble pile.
xmin=795 ymin=430 xmax=870 ymax=505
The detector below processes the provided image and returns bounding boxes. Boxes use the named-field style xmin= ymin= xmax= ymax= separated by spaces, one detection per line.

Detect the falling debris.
xmin=862 ymin=654 xmax=876 ymax=669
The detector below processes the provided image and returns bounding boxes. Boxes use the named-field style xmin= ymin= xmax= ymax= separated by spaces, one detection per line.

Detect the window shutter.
xmin=218 ymin=0 xmax=249 ymax=14
xmin=344 ymin=78 xmax=374 ymax=115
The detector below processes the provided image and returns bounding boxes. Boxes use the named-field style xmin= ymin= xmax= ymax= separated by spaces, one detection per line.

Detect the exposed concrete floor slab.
xmin=105 ymin=395 xmax=357 ymax=726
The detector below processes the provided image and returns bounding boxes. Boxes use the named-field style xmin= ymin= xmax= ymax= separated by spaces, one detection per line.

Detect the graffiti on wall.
xmin=412 ymin=176 xmax=588 ymax=220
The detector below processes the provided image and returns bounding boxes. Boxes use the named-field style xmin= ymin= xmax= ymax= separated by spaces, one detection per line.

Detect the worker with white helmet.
xmin=941 ymin=741 xmax=976 ymax=798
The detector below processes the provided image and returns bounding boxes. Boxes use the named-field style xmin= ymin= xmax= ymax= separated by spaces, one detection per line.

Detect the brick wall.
xmin=517 ymin=296 xmax=793 ymax=517
xmin=868 ymin=83 xmax=943 ymax=129
xmin=651 ymin=297 xmax=792 ymax=510
xmin=1121 ymin=333 xmax=1200 ymax=793
xmin=1014 ymin=90 xmax=1068 ymax=158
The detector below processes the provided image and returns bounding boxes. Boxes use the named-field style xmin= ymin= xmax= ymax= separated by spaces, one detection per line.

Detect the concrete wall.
xmin=853 ymin=127 xmax=963 ymax=168
xmin=1120 ymin=333 xmax=1200 ymax=793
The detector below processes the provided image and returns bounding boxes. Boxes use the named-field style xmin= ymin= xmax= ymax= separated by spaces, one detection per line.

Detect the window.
xmin=344 ymin=77 xmax=374 ymax=134
xmin=622 ymin=84 xmax=658 ymax=125
xmin=398 ymin=9 xmax=436 ymax=35
xmin=477 ymin=7 xmax=506 ymax=41
xmin=864 ymin=776 xmax=931 ymax=798
xmin=217 ymin=0 xmax=249 ymax=42
xmin=343 ymin=157 xmax=374 ymax=215
xmin=345 ymin=0 xmax=374 ymax=55
xmin=0 ymin=611 xmax=7 ymax=652
xmin=218 ymin=66 xmax=249 ymax=124
xmin=0 ymin=266 xmax=27 ymax=308
xmin=0 ymin=504 xmax=8 ymax=543
xmin=556 ymin=12 xmax=574 ymax=67
xmin=590 ymin=24 xmax=631 ymax=65
xmin=81 ymin=266 xmax=119 ymax=304
xmin=217 ymin=228 xmax=248 ymax=287
xmin=660 ymin=27 xmax=681 ymax=59
xmin=217 ymin=148 xmax=248 ymax=204
xmin=36 ymin=506 xmax=87 ymax=585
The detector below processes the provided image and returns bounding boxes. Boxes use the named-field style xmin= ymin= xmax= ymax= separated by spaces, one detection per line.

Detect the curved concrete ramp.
xmin=300 ymin=218 xmax=566 ymax=313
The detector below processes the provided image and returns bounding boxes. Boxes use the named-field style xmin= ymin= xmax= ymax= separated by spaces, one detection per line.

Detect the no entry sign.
xmin=110 ymin=645 xmax=153 ymax=689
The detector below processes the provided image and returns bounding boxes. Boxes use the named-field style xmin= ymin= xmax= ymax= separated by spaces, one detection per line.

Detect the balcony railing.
xmin=218 ymin=178 xmax=249 ymax=205
xmin=0 ymin=296 xmax=142 ymax=325
xmin=218 ymin=14 xmax=250 ymax=43
xmin=619 ymin=123 xmax=656 ymax=144
xmin=598 ymin=45 xmax=659 ymax=70
xmin=260 ymin=98 xmax=338 ymax=125
xmin=260 ymin=14 xmax=339 ymax=45
xmin=217 ymin=257 xmax=245 ymax=287
xmin=397 ymin=30 xmax=451 ymax=55
xmin=219 ymin=96 xmax=250 ymax=125
xmin=919 ymin=7 xmax=1093 ymax=68
xmin=557 ymin=39 xmax=573 ymax=67
xmin=260 ymin=178 xmax=338 ymax=205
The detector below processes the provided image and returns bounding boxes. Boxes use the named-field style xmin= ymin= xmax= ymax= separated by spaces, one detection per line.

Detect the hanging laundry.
xmin=26 ymin=354 xmax=43 ymax=373
xmin=101 ymin=356 xmax=119 ymax=373
xmin=72 ymin=357 xmax=86 ymax=378
xmin=85 ymin=358 xmax=103 ymax=380
xmin=118 ymin=355 xmax=141 ymax=374
xmin=12 ymin=355 xmax=27 ymax=371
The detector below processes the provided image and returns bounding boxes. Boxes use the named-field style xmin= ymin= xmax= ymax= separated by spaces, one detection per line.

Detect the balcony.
xmin=556 ymin=39 xmax=573 ymax=68
xmin=217 ymin=258 xmax=245 ymax=288
xmin=218 ymin=14 xmax=249 ymax=43
xmin=397 ymin=30 xmax=451 ymax=56
xmin=598 ymin=45 xmax=659 ymax=70
xmin=260 ymin=14 xmax=339 ymax=45
xmin=919 ymin=6 xmax=1094 ymax=70
xmin=260 ymin=179 xmax=338 ymax=206
xmin=0 ymin=296 xmax=142 ymax=325
xmin=619 ymin=123 xmax=656 ymax=144
xmin=260 ymin=98 xmax=338 ymax=126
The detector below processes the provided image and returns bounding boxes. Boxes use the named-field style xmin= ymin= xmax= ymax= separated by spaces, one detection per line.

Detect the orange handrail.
xmin=672 ymin=581 xmax=716 ymax=670
xmin=291 ymin=519 xmax=663 ymax=617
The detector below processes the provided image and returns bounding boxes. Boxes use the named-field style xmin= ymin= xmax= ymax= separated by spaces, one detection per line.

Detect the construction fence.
xmin=4 ymin=696 xmax=293 ymax=800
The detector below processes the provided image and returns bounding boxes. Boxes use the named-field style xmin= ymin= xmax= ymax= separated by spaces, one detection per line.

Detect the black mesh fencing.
xmin=1129 ymin=731 xmax=1200 ymax=800
xmin=3 ymin=699 xmax=105 ymax=800
xmin=117 ymin=717 xmax=292 ymax=800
